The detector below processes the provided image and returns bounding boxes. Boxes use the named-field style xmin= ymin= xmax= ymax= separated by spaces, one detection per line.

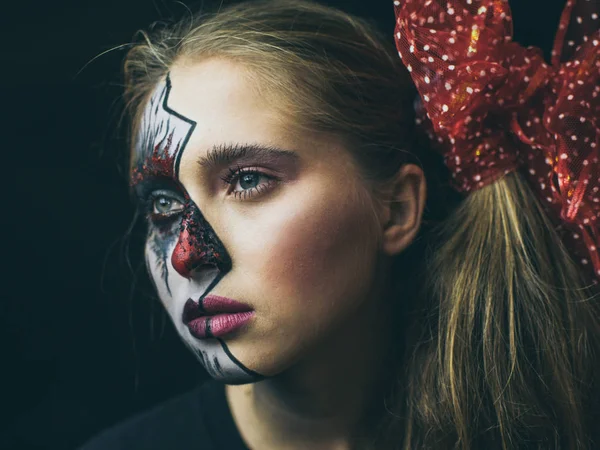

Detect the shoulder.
xmin=78 ymin=382 xmax=215 ymax=450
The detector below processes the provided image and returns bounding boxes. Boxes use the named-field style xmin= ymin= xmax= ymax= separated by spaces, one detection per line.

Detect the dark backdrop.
xmin=1 ymin=0 xmax=564 ymax=449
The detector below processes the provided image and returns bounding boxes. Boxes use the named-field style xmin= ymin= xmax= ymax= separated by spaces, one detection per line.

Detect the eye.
xmin=150 ymin=193 xmax=184 ymax=216
xmin=237 ymin=172 xmax=263 ymax=190
xmin=221 ymin=166 xmax=280 ymax=201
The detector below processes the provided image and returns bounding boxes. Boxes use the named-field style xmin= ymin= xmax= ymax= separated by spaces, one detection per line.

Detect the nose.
xmin=171 ymin=205 xmax=231 ymax=279
xmin=171 ymin=224 xmax=208 ymax=278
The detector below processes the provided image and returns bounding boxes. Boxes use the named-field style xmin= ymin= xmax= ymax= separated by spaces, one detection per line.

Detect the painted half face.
xmin=132 ymin=60 xmax=384 ymax=386
xmin=132 ymin=74 xmax=263 ymax=384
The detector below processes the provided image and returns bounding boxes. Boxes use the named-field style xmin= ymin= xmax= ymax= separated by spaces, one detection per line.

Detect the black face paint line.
xmin=132 ymin=73 xmax=266 ymax=384
xmin=131 ymin=73 xmax=197 ymax=185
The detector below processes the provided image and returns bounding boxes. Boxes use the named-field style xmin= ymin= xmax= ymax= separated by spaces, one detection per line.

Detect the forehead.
xmin=166 ymin=59 xmax=290 ymax=152
xmin=134 ymin=58 xmax=354 ymax=184
xmin=132 ymin=58 xmax=300 ymax=183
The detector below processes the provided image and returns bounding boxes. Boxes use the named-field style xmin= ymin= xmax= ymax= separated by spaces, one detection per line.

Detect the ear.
xmin=379 ymin=163 xmax=427 ymax=256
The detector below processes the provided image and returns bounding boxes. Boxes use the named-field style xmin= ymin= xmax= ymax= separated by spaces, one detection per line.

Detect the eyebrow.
xmin=197 ymin=143 xmax=299 ymax=169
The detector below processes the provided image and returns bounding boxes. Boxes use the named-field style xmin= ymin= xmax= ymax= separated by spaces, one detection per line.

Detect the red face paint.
xmin=171 ymin=200 xmax=232 ymax=279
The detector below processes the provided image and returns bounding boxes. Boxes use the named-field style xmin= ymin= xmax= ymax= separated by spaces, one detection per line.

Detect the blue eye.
xmin=153 ymin=195 xmax=183 ymax=214
xmin=238 ymin=173 xmax=261 ymax=190
xmin=220 ymin=166 xmax=281 ymax=201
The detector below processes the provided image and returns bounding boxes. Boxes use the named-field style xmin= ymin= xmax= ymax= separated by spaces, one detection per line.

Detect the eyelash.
xmin=219 ymin=165 xmax=280 ymax=201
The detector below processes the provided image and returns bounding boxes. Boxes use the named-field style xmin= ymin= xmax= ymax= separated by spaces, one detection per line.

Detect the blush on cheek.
xmin=240 ymin=186 xmax=378 ymax=310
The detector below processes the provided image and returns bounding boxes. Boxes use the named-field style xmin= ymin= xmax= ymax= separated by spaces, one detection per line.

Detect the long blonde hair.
xmin=122 ymin=0 xmax=600 ymax=448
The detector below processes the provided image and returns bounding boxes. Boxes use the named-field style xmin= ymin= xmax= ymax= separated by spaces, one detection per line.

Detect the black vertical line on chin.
xmin=160 ymin=73 xmax=197 ymax=179
xmin=204 ymin=351 xmax=219 ymax=379
xmin=198 ymin=350 xmax=206 ymax=367
xmin=213 ymin=357 xmax=224 ymax=377
xmin=217 ymin=338 xmax=266 ymax=380
xmin=202 ymin=351 xmax=221 ymax=379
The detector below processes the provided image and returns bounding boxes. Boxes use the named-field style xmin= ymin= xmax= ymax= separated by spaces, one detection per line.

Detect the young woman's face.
xmin=132 ymin=59 xmax=386 ymax=384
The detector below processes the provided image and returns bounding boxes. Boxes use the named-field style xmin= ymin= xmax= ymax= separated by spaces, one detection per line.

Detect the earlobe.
xmin=381 ymin=164 xmax=427 ymax=256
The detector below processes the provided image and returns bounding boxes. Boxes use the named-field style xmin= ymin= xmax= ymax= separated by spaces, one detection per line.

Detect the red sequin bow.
xmin=393 ymin=0 xmax=600 ymax=285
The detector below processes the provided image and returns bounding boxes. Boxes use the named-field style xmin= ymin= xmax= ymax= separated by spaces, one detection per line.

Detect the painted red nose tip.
xmin=171 ymin=227 xmax=208 ymax=278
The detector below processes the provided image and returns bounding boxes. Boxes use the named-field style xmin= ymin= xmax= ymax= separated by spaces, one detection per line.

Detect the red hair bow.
xmin=393 ymin=0 xmax=600 ymax=285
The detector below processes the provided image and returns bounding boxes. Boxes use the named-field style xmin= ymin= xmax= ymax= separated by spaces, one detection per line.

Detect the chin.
xmin=166 ymin=306 xmax=266 ymax=385
xmin=220 ymin=328 xmax=318 ymax=381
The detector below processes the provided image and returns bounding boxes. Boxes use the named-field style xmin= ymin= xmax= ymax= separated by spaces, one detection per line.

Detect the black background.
xmin=1 ymin=0 xmax=564 ymax=449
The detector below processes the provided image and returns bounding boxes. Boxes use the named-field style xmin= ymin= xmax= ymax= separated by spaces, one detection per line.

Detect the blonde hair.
xmin=122 ymin=0 xmax=600 ymax=448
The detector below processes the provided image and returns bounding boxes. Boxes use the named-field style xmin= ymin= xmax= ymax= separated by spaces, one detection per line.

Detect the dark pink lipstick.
xmin=183 ymin=295 xmax=254 ymax=339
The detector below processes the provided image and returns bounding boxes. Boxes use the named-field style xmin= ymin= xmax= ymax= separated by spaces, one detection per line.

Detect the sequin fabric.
xmin=393 ymin=0 xmax=600 ymax=284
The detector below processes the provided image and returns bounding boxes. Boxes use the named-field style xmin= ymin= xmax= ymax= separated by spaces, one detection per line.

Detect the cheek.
xmin=229 ymin=184 xmax=378 ymax=305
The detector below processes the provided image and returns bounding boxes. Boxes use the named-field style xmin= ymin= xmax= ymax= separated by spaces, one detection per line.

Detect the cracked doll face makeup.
xmin=131 ymin=59 xmax=385 ymax=385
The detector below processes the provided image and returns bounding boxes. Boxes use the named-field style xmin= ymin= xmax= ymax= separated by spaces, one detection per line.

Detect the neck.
xmin=226 ymin=274 xmax=398 ymax=450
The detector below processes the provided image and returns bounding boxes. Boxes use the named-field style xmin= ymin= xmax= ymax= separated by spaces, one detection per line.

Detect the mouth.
xmin=183 ymin=295 xmax=254 ymax=339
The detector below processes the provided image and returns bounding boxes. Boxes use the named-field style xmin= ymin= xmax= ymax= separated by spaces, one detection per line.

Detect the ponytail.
xmin=394 ymin=172 xmax=600 ymax=449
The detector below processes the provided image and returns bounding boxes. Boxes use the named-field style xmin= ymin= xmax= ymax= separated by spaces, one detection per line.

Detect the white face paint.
xmin=132 ymin=60 xmax=387 ymax=387
xmin=132 ymin=74 xmax=264 ymax=384
xmin=144 ymin=245 xmax=257 ymax=382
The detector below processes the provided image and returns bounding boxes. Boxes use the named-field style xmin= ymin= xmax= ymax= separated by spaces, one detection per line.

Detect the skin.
xmin=132 ymin=58 xmax=427 ymax=449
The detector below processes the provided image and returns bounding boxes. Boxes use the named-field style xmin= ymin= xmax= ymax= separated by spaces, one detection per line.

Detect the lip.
xmin=183 ymin=295 xmax=254 ymax=339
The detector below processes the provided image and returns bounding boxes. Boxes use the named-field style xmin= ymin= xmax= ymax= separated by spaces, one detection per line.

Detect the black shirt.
xmin=79 ymin=380 xmax=249 ymax=450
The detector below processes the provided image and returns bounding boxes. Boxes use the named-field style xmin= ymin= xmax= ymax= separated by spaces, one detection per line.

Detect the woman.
xmin=81 ymin=0 xmax=600 ymax=448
